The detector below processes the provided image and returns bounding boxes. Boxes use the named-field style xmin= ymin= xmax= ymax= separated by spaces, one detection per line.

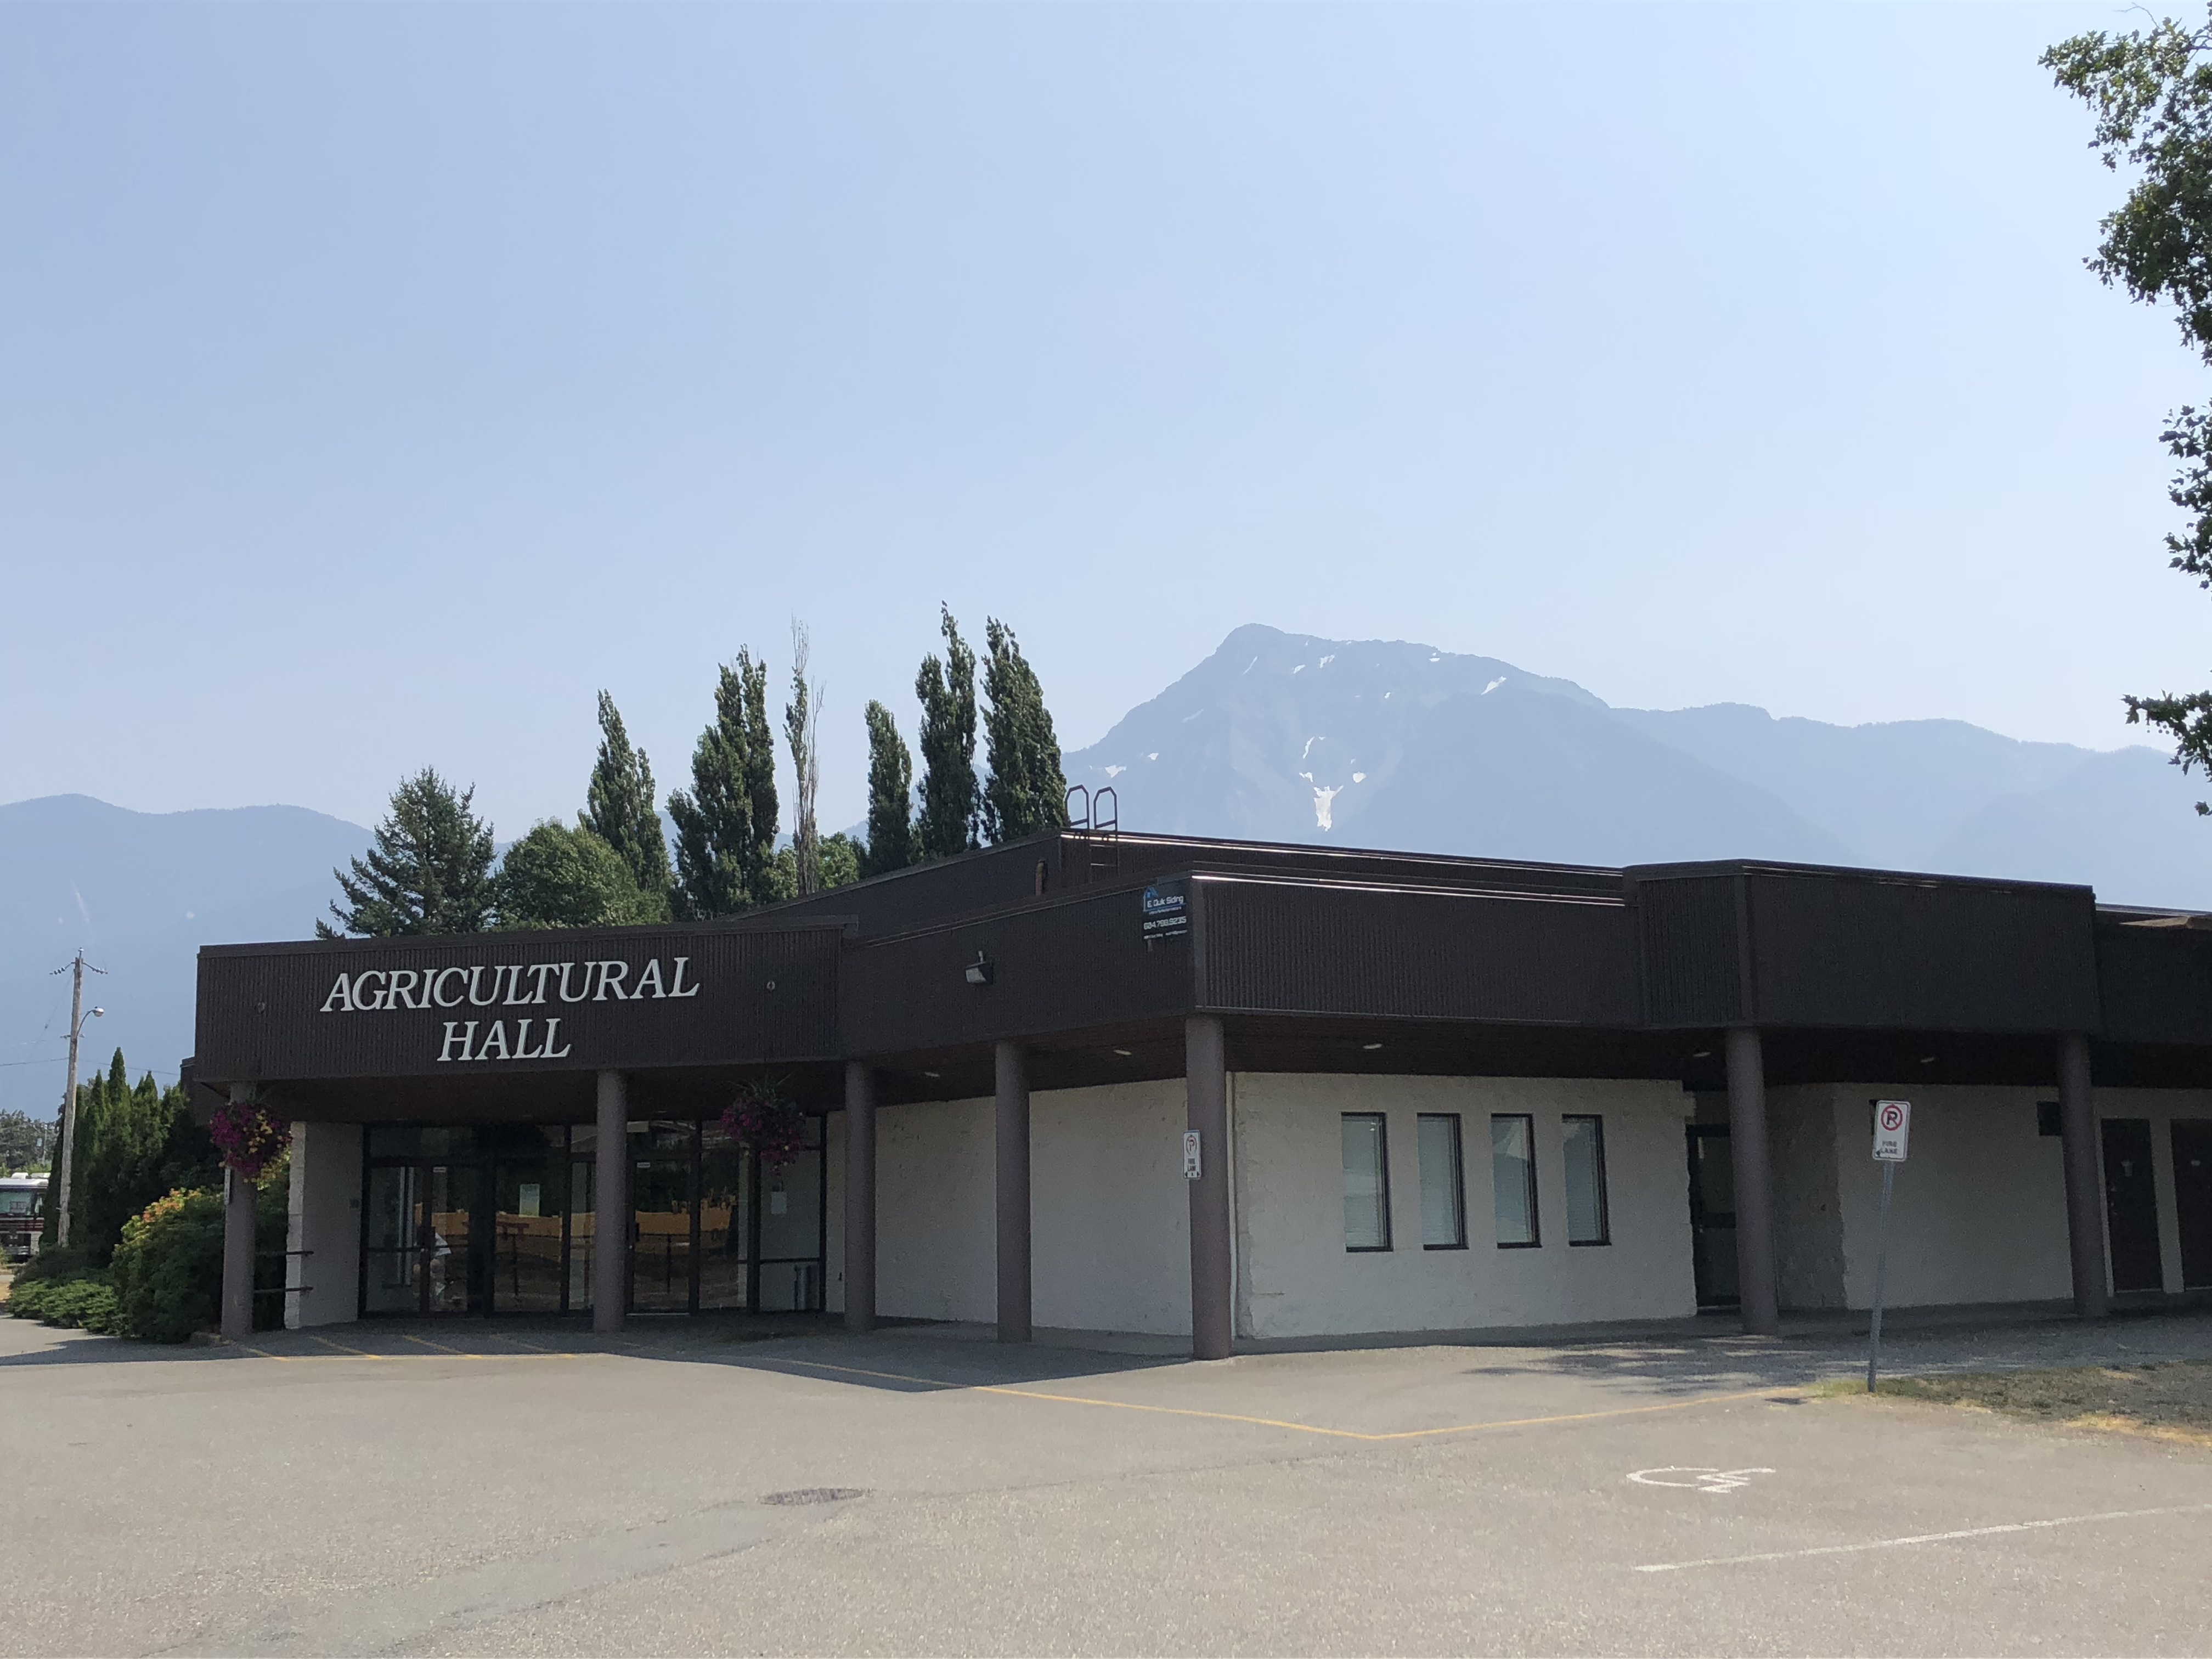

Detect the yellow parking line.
xmin=758 ymin=1356 xmax=1796 ymax=1442
xmin=227 ymin=1342 xmax=294 ymax=1362
xmin=308 ymin=1334 xmax=394 ymax=1360
xmin=486 ymin=1332 xmax=585 ymax=1358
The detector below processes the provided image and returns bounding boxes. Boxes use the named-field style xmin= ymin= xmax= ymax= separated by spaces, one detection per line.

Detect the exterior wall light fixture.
xmin=1361 ymin=1042 xmax=1383 ymax=1052
xmin=1113 ymin=1047 xmax=1133 ymax=1057
xmin=964 ymin=952 xmax=995 ymax=986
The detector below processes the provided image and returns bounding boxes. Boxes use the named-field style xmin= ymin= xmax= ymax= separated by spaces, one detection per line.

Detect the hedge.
xmin=7 ymin=1173 xmax=287 ymax=1342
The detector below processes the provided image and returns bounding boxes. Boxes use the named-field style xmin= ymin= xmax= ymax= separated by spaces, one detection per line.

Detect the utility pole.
xmin=51 ymin=953 xmax=105 ymax=1251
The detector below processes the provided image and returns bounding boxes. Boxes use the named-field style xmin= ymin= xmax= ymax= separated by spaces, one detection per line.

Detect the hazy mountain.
xmin=1065 ymin=623 xmax=2210 ymax=905
xmin=0 ymin=796 xmax=368 ymax=1115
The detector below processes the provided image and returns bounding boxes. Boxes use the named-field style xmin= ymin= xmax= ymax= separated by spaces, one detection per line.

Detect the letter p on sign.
xmin=1872 ymin=1099 xmax=1911 ymax=1162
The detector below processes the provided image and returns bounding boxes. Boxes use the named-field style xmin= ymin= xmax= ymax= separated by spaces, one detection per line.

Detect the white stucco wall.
xmin=1032 ymin=1081 xmax=1190 ymax=1336
xmin=873 ymin=1097 xmax=996 ymax=1323
xmin=1769 ymin=1086 xmax=1846 ymax=1309
xmin=286 ymin=1121 xmax=362 ymax=1328
xmin=857 ymin=1080 xmax=1194 ymax=1334
xmin=1233 ymin=1074 xmax=1698 ymax=1339
xmin=1824 ymin=1084 xmax=2070 ymax=1308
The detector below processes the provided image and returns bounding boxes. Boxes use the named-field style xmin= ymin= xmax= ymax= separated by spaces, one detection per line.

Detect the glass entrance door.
xmin=357 ymin=1119 xmax=826 ymax=1318
xmin=363 ymin=1164 xmax=424 ymax=1313
xmin=631 ymin=1122 xmax=697 ymax=1313
xmin=492 ymin=1155 xmax=565 ymax=1313
xmin=1685 ymin=1125 xmax=1739 ymax=1309
xmin=426 ymin=1164 xmax=486 ymax=1313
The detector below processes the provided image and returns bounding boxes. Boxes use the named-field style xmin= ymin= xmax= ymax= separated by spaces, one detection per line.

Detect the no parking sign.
xmin=1873 ymin=1099 xmax=1911 ymax=1162
xmin=1866 ymin=1098 xmax=1911 ymax=1391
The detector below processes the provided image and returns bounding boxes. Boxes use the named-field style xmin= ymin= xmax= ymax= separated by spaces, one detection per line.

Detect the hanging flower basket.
xmin=209 ymin=1099 xmax=289 ymax=1180
xmin=719 ymin=1081 xmax=810 ymax=1172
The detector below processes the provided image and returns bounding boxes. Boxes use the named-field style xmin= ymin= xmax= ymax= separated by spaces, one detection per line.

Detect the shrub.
xmin=10 ymin=1171 xmax=291 ymax=1343
xmin=11 ymin=1243 xmax=97 ymax=1291
xmin=9 ymin=1271 xmax=120 ymax=1331
xmin=110 ymin=1188 xmax=225 ymax=1344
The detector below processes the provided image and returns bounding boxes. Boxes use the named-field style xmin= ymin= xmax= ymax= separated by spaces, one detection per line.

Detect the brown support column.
xmin=1186 ymin=1014 xmax=1232 ymax=1360
xmin=1724 ymin=1026 xmax=1780 ymax=1336
xmin=844 ymin=1060 xmax=877 ymax=1334
xmin=593 ymin=1070 xmax=628 ymax=1335
xmin=2058 ymin=1032 xmax=2109 ymax=1318
xmin=219 ymin=1084 xmax=256 ymax=1340
xmin=995 ymin=1041 xmax=1032 ymax=1343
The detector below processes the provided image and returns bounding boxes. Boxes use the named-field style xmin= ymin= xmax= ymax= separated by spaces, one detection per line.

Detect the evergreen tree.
xmin=980 ymin=617 xmax=1070 ymax=843
xmin=319 ymin=769 xmax=496 ymax=938
xmin=580 ymin=692 xmax=672 ymax=899
xmin=495 ymin=820 xmax=668 ymax=929
xmin=913 ymin=605 xmax=979 ymax=861
xmin=667 ymin=651 xmax=780 ymax=918
xmin=65 ymin=1051 xmax=217 ymax=1266
xmin=861 ymin=699 xmax=916 ymax=876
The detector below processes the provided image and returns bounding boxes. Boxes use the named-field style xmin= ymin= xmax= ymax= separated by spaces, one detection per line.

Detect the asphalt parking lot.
xmin=4 ymin=1310 xmax=2209 ymax=1657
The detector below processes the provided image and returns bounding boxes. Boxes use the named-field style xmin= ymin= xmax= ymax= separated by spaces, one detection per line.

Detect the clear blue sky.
xmin=2 ymin=1 xmax=2197 ymax=837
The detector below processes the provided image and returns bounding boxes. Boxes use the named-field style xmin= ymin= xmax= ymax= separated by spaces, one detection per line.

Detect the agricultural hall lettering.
xmin=314 ymin=956 xmax=703 ymax=1064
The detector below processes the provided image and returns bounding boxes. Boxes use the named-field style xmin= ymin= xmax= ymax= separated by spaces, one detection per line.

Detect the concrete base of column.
xmin=996 ymin=1041 xmax=1032 ymax=1344
xmin=593 ymin=1071 xmax=628 ymax=1335
xmin=1186 ymin=1014 xmax=1232 ymax=1361
xmin=1724 ymin=1027 xmax=1779 ymax=1337
xmin=2058 ymin=1032 xmax=2109 ymax=1318
xmin=844 ymin=1061 xmax=877 ymax=1334
xmin=220 ymin=1166 xmax=255 ymax=1341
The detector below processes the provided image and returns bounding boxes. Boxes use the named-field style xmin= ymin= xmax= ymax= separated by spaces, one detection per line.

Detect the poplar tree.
xmin=580 ymin=692 xmax=672 ymax=899
xmin=785 ymin=620 xmax=822 ymax=897
xmin=668 ymin=651 xmax=780 ymax=917
xmin=980 ymin=617 xmax=1069 ymax=843
xmin=861 ymin=699 xmax=916 ymax=876
xmin=913 ymin=606 xmax=979 ymax=861
xmin=318 ymin=769 xmax=496 ymax=938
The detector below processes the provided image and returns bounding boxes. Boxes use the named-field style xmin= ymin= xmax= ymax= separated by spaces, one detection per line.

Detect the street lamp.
xmin=54 ymin=1001 xmax=104 ymax=1250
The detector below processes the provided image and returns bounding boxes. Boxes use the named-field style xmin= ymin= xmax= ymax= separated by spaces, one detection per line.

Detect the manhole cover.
xmin=761 ymin=1487 xmax=866 ymax=1506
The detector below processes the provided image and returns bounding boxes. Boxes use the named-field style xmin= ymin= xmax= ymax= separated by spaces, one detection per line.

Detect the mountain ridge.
xmin=1063 ymin=623 xmax=2204 ymax=900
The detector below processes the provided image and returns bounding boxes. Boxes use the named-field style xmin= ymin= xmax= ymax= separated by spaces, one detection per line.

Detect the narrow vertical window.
xmin=1562 ymin=1115 xmax=1610 ymax=1245
xmin=1491 ymin=1114 xmax=1538 ymax=1247
xmin=1341 ymin=1114 xmax=1391 ymax=1251
xmin=1418 ymin=1114 xmax=1466 ymax=1248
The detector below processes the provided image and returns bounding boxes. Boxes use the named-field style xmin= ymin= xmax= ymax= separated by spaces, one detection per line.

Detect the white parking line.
xmin=1634 ymin=1502 xmax=2212 ymax=1573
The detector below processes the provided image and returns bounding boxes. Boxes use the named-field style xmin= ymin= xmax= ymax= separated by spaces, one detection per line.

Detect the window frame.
xmin=1562 ymin=1114 xmax=1611 ymax=1247
xmin=1490 ymin=1112 xmax=1541 ymax=1249
xmin=1416 ymin=1112 xmax=1468 ymax=1250
xmin=1340 ymin=1112 xmax=1393 ymax=1253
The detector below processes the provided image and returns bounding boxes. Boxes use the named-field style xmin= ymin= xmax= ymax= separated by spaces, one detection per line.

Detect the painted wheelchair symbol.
xmin=1627 ymin=1466 xmax=1775 ymax=1494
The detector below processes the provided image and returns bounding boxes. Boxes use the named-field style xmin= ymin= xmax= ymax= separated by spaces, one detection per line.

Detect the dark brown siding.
xmin=1744 ymin=869 xmax=2096 ymax=1032
xmin=842 ymin=881 xmax=1193 ymax=1056
xmin=1633 ymin=874 xmax=1745 ymax=1028
xmin=1200 ymin=878 xmax=1640 ymax=1026
xmin=2097 ymin=923 xmax=2212 ymax=1046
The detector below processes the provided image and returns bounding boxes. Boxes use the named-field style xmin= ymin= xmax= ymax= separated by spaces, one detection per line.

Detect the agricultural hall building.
xmin=187 ymin=830 xmax=2212 ymax=1350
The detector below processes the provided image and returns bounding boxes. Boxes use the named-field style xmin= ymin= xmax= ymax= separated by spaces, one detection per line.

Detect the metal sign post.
xmin=1867 ymin=1099 xmax=1911 ymax=1392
